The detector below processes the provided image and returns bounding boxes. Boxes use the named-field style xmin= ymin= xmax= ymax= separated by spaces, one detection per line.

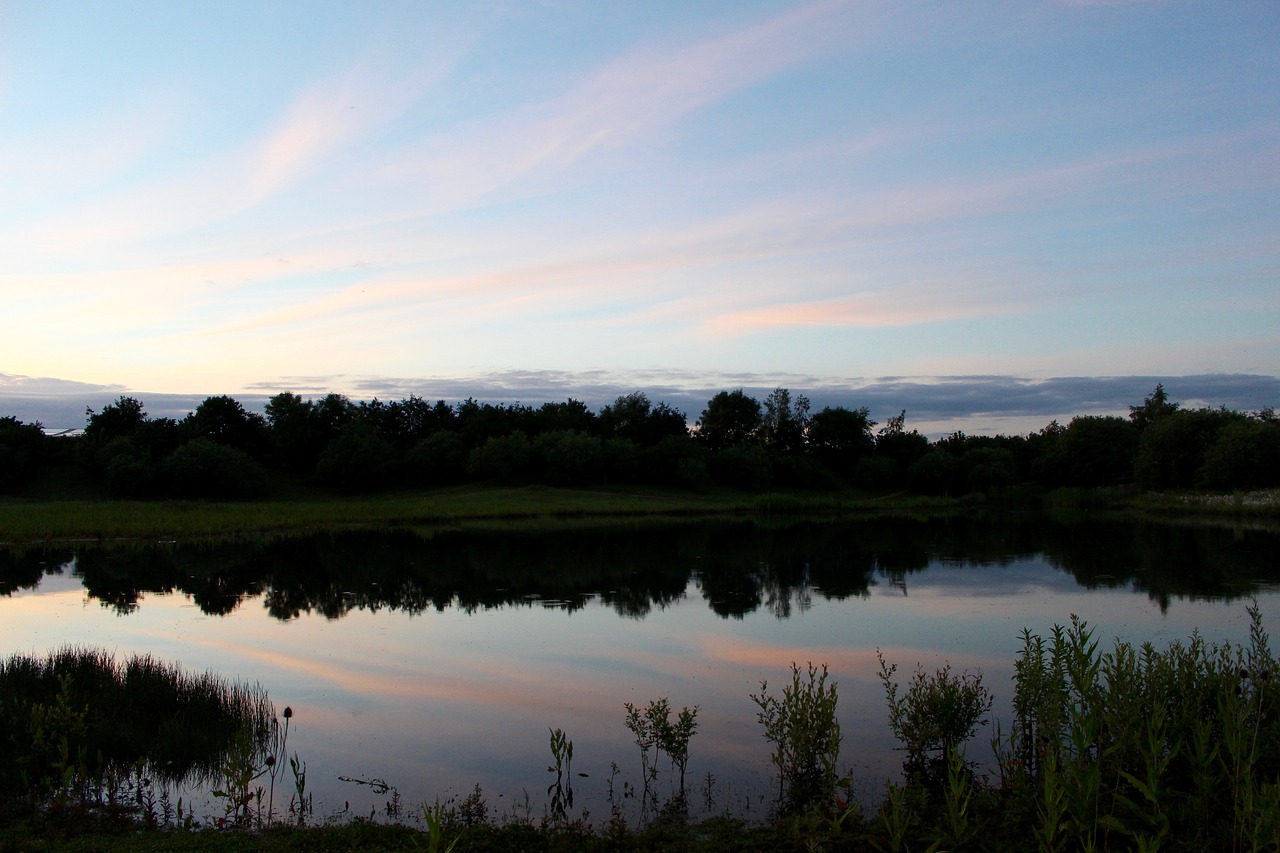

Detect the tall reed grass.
xmin=0 ymin=647 xmax=274 ymax=799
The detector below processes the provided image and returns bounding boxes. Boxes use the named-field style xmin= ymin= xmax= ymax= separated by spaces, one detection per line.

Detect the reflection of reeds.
xmin=0 ymin=646 xmax=274 ymax=791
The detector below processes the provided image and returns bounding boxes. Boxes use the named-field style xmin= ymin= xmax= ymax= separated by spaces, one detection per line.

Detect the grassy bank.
xmin=0 ymin=484 xmax=964 ymax=545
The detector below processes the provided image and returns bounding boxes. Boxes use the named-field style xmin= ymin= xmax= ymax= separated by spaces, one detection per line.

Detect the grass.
xmin=1 ymin=648 xmax=275 ymax=798
xmin=0 ymin=482 xmax=967 ymax=545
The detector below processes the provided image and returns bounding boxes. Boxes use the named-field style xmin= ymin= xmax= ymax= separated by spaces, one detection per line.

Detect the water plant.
xmin=876 ymin=649 xmax=993 ymax=779
xmin=623 ymin=696 xmax=700 ymax=809
xmin=546 ymin=727 xmax=574 ymax=825
xmin=750 ymin=661 xmax=842 ymax=814
xmin=1 ymin=647 xmax=274 ymax=811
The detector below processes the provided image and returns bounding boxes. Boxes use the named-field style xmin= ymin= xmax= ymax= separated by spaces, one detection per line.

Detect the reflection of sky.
xmin=4 ymin=554 xmax=1278 ymax=821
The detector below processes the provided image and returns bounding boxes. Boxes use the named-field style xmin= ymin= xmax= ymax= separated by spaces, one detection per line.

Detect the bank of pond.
xmin=3 ymin=603 xmax=1278 ymax=852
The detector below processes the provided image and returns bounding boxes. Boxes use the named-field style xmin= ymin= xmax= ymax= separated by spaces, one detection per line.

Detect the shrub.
xmin=750 ymin=662 xmax=841 ymax=814
xmin=165 ymin=438 xmax=267 ymax=499
xmin=876 ymin=650 xmax=993 ymax=771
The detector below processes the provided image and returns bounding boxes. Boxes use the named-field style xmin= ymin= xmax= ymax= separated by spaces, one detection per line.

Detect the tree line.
xmin=1 ymin=384 xmax=1277 ymax=499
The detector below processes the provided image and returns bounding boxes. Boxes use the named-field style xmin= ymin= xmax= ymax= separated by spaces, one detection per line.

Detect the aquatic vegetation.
xmin=545 ymin=727 xmax=574 ymax=826
xmin=876 ymin=649 xmax=993 ymax=772
xmin=750 ymin=661 xmax=842 ymax=815
xmin=622 ymin=696 xmax=700 ymax=813
xmin=0 ymin=647 xmax=274 ymax=807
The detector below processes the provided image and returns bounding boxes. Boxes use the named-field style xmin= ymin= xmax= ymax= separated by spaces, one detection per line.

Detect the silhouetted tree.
xmin=84 ymin=396 xmax=147 ymax=446
xmin=598 ymin=392 xmax=689 ymax=446
xmin=696 ymin=390 xmax=761 ymax=450
xmin=535 ymin=430 xmax=603 ymax=485
xmin=1197 ymin=417 xmax=1280 ymax=489
xmin=759 ymin=388 xmax=809 ymax=455
xmin=165 ymin=438 xmax=267 ymax=499
xmin=807 ymin=406 xmax=876 ymax=476
xmin=406 ymin=430 xmax=468 ymax=484
xmin=316 ymin=421 xmax=396 ymax=492
xmin=468 ymin=432 xmax=536 ymax=483
xmin=1129 ymin=383 xmax=1179 ymax=430
xmin=1041 ymin=416 xmax=1139 ymax=487
xmin=264 ymin=392 xmax=319 ymax=472
xmin=533 ymin=400 xmax=596 ymax=435
xmin=1135 ymin=408 xmax=1240 ymax=489
xmin=182 ymin=395 xmax=267 ymax=458
xmin=0 ymin=416 xmax=47 ymax=491
xmin=875 ymin=411 xmax=929 ymax=485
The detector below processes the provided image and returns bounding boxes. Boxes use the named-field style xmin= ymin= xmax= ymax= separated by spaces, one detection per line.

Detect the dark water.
xmin=3 ymin=513 xmax=1278 ymax=822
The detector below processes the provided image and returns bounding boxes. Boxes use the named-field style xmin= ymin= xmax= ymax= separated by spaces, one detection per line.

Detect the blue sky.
xmin=1 ymin=1 xmax=1277 ymax=433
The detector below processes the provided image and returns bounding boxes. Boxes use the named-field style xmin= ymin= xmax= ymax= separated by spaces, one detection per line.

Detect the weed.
xmin=623 ymin=696 xmax=700 ymax=809
xmin=876 ymin=649 xmax=993 ymax=775
xmin=415 ymin=800 xmax=461 ymax=853
xmin=751 ymin=661 xmax=842 ymax=815
xmin=546 ymin=727 xmax=574 ymax=826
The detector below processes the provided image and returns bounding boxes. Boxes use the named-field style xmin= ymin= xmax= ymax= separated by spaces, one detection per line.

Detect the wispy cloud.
xmin=376 ymin=0 xmax=860 ymax=207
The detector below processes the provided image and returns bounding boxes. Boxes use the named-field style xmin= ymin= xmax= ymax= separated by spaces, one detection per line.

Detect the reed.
xmin=0 ymin=647 xmax=275 ymax=802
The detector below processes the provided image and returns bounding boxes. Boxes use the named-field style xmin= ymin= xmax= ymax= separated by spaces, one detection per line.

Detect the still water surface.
xmin=2 ymin=514 xmax=1278 ymax=821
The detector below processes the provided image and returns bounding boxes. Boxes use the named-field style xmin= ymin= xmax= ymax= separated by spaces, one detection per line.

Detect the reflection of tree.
xmin=1041 ymin=519 xmax=1280 ymax=614
xmin=7 ymin=514 xmax=1277 ymax=624
xmin=0 ymin=548 xmax=73 ymax=596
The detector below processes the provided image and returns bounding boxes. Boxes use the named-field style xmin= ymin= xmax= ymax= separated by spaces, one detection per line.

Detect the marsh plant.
xmin=623 ymin=696 xmax=700 ymax=811
xmin=876 ymin=649 xmax=993 ymax=775
xmin=0 ymin=647 xmax=274 ymax=814
xmin=977 ymin=604 xmax=1279 ymax=852
xmin=545 ymin=727 xmax=574 ymax=826
xmin=751 ymin=661 xmax=842 ymax=815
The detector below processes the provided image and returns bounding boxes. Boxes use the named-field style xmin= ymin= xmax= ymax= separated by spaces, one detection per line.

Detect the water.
xmin=2 ymin=513 xmax=1278 ymax=823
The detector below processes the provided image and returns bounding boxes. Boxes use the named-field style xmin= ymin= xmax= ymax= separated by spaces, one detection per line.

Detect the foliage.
xmin=759 ymin=388 xmax=810 ymax=455
xmin=0 ymin=416 xmax=47 ymax=492
xmin=1135 ymin=408 xmax=1243 ymax=489
xmin=165 ymin=438 xmax=268 ymax=499
xmin=467 ymin=432 xmax=536 ymax=483
xmin=181 ymin=396 xmax=268 ymax=459
xmin=750 ymin=662 xmax=842 ymax=815
xmin=806 ymin=406 xmax=876 ymax=476
xmin=1 ymin=648 xmax=275 ymax=801
xmin=623 ymin=697 xmax=700 ymax=811
xmin=407 ymin=430 xmax=468 ymax=484
xmin=696 ymin=389 xmax=762 ymax=451
xmin=876 ymin=650 xmax=993 ymax=771
xmin=315 ymin=422 xmax=397 ymax=492
xmin=534 ymin=430 xmax=603 ymax=486
xmin=8 ymin=380 xmax=1280 ymax=509
xmin=545 ymin=727 xmax=574 ymax=826
xmin=1129 ymin=383 xmax=1180 ymax=430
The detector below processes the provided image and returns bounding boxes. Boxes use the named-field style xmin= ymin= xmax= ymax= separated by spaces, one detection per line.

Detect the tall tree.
xmin=807 ymin=406 xmax=876 ymax=475
xmin=1129 ymin=383 xmax=1180 ymax=430
xmin=759 ymin=388 xmax=810 ymax=455
xmin=696 ymin=390 xmax=761 ymax=450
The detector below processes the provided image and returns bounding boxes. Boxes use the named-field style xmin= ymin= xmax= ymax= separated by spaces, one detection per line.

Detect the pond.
xmin=3 ymin=512 xmax=1279 ymax=823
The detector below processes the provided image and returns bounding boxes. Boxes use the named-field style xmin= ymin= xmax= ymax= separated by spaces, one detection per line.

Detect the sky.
xmin=2 ymin=0 xmax=1277 ymax=434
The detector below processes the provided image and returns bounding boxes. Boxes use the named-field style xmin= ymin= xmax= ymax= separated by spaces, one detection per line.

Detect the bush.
xmin=0 ymin=416 xmax=47 ymax=492
xmin=710 ymin=445 xmax=772 ymax=490
xmin=165 ymin=438 xmax=267 ymax=499
xmin=316 ymin=423 xmax=397 ymax=492
xmin=877 ymin=650 xmax=993 ymax=771
xmin=534 ymin=430 xmax=603 ymax=486
xmin=750 ymin=662 xmax=842 ymax=814
xmin=97 ymin=437 xmax=161 ymax=498
xmin=467 ymin=432 xmax=535 ymax=483
xmin=407 ymin=430 xmax=468 ymax=485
